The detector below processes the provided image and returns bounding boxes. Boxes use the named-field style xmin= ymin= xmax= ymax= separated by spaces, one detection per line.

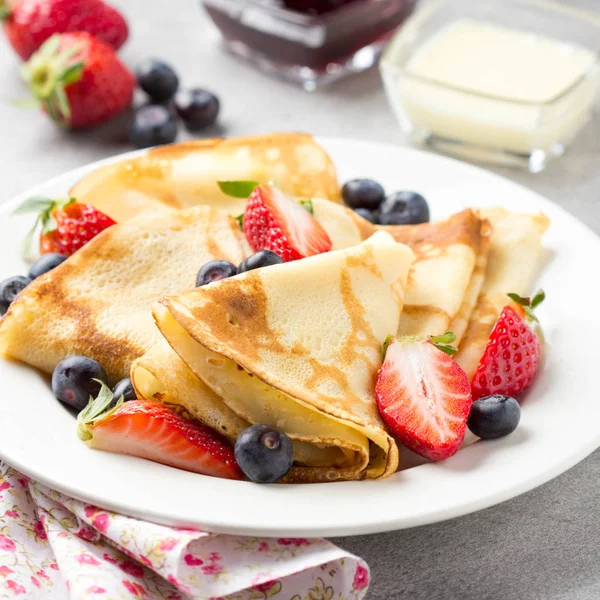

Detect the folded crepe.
xmin=0 ymin=206 xmax=249 ymax=383
xmin=69 ymin=133 xmax=341 ymax=222
xmin=312 ymin=199 xmax=488 ymax=343
xmin=149 ymin=231 xmax=414 ymax=482
xmin=455 ymin=208 xmax=550 ymax=380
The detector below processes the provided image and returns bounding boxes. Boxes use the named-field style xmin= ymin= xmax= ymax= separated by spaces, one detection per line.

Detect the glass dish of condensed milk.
xmin=380 ymin=0 xmax=600 ymax=172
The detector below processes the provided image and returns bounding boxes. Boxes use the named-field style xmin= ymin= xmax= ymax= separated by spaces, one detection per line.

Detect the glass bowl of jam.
xmin=201 ymin=0 xmax=418 ymax=90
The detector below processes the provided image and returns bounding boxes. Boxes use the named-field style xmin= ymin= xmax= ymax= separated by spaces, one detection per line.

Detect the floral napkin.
xmin=0 ymin=464 xmax=369 ymax=599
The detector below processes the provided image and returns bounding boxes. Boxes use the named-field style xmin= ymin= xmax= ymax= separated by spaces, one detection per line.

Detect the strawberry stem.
xmin=507 ymin=290 xmax=545 ymax=323
xmin=429 ymin=332 xmax=458 ymax=356
xmin=381 ymin=334 xmax=396 ymax=361
xmin=0 ymin=1 xmax=10 ymax=20
xmin=76 ymin=381 xmax=123 ymax=441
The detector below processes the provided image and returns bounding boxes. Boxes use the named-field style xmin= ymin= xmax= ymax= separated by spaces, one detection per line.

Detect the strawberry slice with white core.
xmin=243 ymin=184 xmax=332 ymax=262
xmin=376 ymin=334 xmax=472 ymax=461
xmin=78 ymin=388 xmax=243 ymax=480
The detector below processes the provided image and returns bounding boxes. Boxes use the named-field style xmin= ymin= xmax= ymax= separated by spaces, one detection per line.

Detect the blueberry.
xmin=234 ymin=425 xmax=293 ymax=483
xmin=379 ymin=191 xmax=430 ymax=225
xmin=341 ymin=179 xmax=385 ymax=211
xmin=135 ymin=59 xmax=179 ymax=102
xmin=52 ymin=356 xmax=108 ymax=411
xmin=468 ymin=394 xmax=521 ymax=440
xmin=354 ymin=207 xmax=378 ymax=224
xmin=196 ymin=260 xmax=237 ymax=287
xmin=28 ymin=253 xmax=67 ymax=280
xmin=174 ymin=89 xmax=220 ymax=132
xmin=238 ymin=250 xmax=284 ymax=274
xmin=112 ymin=377 xmax=137 ymax=403
xmin=129 ymin=105 xmax=178 ymax=149
xmin=0 ymin=275 xmax=30 ymax=314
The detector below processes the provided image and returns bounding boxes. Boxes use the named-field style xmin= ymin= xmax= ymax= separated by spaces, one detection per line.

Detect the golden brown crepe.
xmin=455 ymin=208 xmax=550 ymax=380
xmin=152 ymin=232 xmax=414 ymax=482
xmin=69 ymin=133 xmax=341 ymax=221
xmin=0 ymin=206 xmax=249 ymax=382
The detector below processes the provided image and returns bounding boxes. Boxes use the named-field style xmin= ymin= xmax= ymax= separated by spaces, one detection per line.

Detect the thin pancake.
xmin=69 ymin=133 xmax=341 ymax=221
xmin=455 ymin=208 xmax=550 ymax=380
xmin=0 ymin=206 xmax=249 ymax=382
xmin=154 ymin=232 xmax=414 ymax=482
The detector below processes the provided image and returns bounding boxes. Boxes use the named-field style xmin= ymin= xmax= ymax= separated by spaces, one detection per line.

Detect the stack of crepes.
xmin=0 ymin=135 xmax=550 ymax=484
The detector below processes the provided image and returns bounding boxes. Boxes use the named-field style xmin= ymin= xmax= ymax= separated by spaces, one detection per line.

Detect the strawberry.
xmin=471 ymin=291 xmax=545 ymax=401
xmin=1 ymin=0 xmax=128 ymax=61
xmin=243 ymin=184 xmax=332 ymax=262
xmin=15 ymin=196 xmax=116 ymax=256
xmin=21 ymin=32 xmax=134 ymax=128
xmin=375 ymin=333 xmax=472 ymax=461
xmin=77 ymin=385 xmax=244 ymax=481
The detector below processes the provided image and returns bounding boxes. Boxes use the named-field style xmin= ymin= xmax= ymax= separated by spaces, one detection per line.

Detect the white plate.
xmin=0 ymin=138 xmax=597 ymax=538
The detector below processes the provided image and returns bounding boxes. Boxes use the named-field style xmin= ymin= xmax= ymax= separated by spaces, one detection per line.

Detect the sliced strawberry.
xmin=376 ymin=334 xmax=472 ymax=461
xmin=471 ymin=291 xmax=544 ymax=401
xmin=77 ymin=389 xmax=243 ymax=480
xmin=243 ymin=184 xmax=332 ymax=262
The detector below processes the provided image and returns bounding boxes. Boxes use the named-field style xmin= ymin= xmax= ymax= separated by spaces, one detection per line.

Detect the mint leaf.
xmin=218 ymin=181 xmax=260 ymax=199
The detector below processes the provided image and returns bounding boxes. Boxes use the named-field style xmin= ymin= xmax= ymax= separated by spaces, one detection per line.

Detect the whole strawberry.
xmin=471 ymin=291 xmax=545 ymax=401
xmin=16 ymin=196 xmax=116 ymax=256
xmin=21 ymin=32 xmax=134 ymax=128
xmin=0 ymin=0 xmax=128 ymax=60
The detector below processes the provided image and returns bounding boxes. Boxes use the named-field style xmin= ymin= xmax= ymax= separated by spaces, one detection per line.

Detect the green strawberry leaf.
xmin=429 ymin=332 xmax=458 ymax=356
xmin=76 ymin=381 xmax=123 ymax=441
xmin=531 ymin=289 xmax=545 ymax=310
xmin=507 ymin=289 xmax=545 ymax=323
xmin=299 ymin=198 xmax=314 ymax=215
xmin=381 ymin=334 xmax=396 ymax=362
xmin=218 ymin=181 xmax=260 ymax=199
xmin=12 ymin=196 xmax=55 ymax=215
xmin=235 ymin=213 xmax=244 ymax=229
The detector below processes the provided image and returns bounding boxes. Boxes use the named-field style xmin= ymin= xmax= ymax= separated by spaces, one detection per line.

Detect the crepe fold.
xmin=147 ymin=232 xmax=414 ymax=482
xmin=69 ymin=133 xmax=341 ymax=222
xmin=0 ymin=206 xmax=249 ymax=383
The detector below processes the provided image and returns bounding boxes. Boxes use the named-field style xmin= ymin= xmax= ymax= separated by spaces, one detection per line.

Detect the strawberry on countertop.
xmin=471 ymin=291 xmax=545 ymax=402
xmin=77 ymin=385 xmax=244 ymax=481
xmin=242 ymin=183 xmax=332 ymax=262
xmin=1 ymin=0 xmax=128 ymax=60
xmin=376 ymin=333 xmax=473 ymax=461
xmin=21 ymin=32 xmax=134 ymax=128
xmin=16 ymin=196 xmax=116 ymax=256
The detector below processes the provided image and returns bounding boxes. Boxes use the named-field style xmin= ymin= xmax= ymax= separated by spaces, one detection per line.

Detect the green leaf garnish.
xmin=381 ymin=334 xmax=395 ymax=362
xmin=217 ymin=180 xmax=260 ymax=199
xmin=507 ymin=289 xmax=545 ymax=323
xmin=76 ymin=380 xmax=123 ymax=442
xmin=299 ymin=199 xmax=314 ymax=215
xmin=235 ymin=213 xmax=244 ymax=229
xmin=429 ymin=331 xmax=457 ymax=356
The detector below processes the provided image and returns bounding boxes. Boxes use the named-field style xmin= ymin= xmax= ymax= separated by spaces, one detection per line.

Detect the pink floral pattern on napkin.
xmin=0 ymin=464 xmax=369 ymax=599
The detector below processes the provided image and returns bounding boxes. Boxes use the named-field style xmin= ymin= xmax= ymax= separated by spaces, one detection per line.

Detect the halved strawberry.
xmin=375 ymin=333 xmax=472 ymax=461
xmin=471 ymin=291 xmax=544 ymax=401
xmin=243 ymin=184 xmax=332 ymax=262
xmin=77 ymin=385 xmax=243 ymax=480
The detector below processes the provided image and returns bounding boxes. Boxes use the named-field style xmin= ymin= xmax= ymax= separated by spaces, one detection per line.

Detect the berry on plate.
xmin=468 ymin=394 xmax=521 ymax=439
xmin=28 ymin=252 xmax=67 ymax=279
xmin=111 ymin=377 xmax=137 ymax=404
xmin=21 ymin=32 xmax=134 ymax=128
xmin=471 ymin=290 xmax=545 ymax=401
xmin=52 ymin=355 xmax=108 ymax=411
xmin=1 ymin=0 xmax=128 ymax=60
xmin=237 ymin=250 xmax=283 ymax=274
xmin=354 ymin=207 xmax=378 ymax=224
xmin=15 ymin=195 xmax=116 ymax=256
xmin=0 ymin=275 xmax=30 ymax=315
xmin=243 ymin=183 xmax=332 ymax=262
xmin=234 ymin=424 xmax=293 ymax=483
xmin=129 ymin=104 xmax=178 ymax=149
xmin=135 ymin=58 xmax=179 ymax=102
xmin=174 ymin=88 xmax=220 ymax=131
xmin=196 ymin=260 xmax=237 ymax=287
xmin=375 ymin=332 xmax=472 ymax=461
xmin=341 ymin=178 xmax=385 ymax=211
xmin=77 ymin=389 xmax=243 ymax=480
xmin=379 ymin=191 xmax=430 ymax=225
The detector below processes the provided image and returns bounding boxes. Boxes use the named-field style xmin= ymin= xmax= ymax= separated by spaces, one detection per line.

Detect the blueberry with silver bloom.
xmin=235 ymin=425 xmax=294 ymax=483
xmin=342 ymin=179 xmax=385 ymax=211
xmin=196 ymin=260 xmax=237 ymax=287
xmin=112 ymin=377 xmax=137 ymax=403
xmin=238 ymin=250 xmax=284 ymax=274
xmin=52 ymin=356 xmax=108 ymax=411
xmin=28 ymin=253 xmax=67 ymax=280
xmin=136 ymin=58 xmax=179 ymax=102
xmin=0 ymin=275 xmax=31 ymax=315
xmin=129 ymin=105 xmax=178 ymax=149
xmin=354 ymin=207 xmax=378 ymax=224
xmin=468 ymin=394 xmax=521 ymax=440
xmin=379 ymin=191 xmax=430 ymax=225
xmin=175 ymin=89 xmax=220 ymax=131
